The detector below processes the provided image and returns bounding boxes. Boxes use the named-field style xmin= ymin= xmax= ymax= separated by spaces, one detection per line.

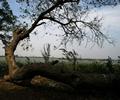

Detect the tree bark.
xmin=5 ymin=47 xmax=18 ymax=78
xmin=4 ymin=29 xmax=29 ymax=80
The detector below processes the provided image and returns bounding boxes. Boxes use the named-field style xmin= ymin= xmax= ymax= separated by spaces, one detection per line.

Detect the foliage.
xmin=25 ymin=56 xmax=31 ymax=64
xmin=0 ymin=0 xmax=17 ymax=47
xmin=82 ymin=0 xmax=120 ymax=7
xmin=60 ymin=48 xmax=78 ymax=70
xmin=48 ymin=60 xmax=120 ymax=74
xmin=106 ymin=56 xmax=113 ymax=73
xmin=118 ymin=56 xmax=120 ymax=63
xmin=0 ymin=59 xmax=120 ymax=76
xmin=113 ymin=64 xmax=120 ymax=74
xmin=0 ymin=0 xmax=16 ymax=32
xmin=0 ymin=61 xmax=8 ymax=76
xmin=0 ymin=0 xmax=116 ymax=48
xmin=16 ymin=61 xmax=24 ymax=68
xmin=41 ymin=43 xmax=51 ymax=63
xmin=77 ymin=62 xmax=107 ymax=73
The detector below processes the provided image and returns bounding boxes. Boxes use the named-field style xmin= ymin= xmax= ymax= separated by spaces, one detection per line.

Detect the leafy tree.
xmin=0 ymin=0 xmax=16 ymax=32
xmin=0 ymin=0 xmax=119 ymax=80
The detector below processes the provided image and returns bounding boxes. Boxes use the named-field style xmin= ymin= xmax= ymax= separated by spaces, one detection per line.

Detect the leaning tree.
xmin=0 ymin=0 xmax=119 ymax=81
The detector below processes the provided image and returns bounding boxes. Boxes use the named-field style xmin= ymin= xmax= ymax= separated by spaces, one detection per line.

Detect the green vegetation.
xmin=0 ymin=57 xmax=120 ymax=99
xmin=0 ymin=61 xmax=8 ymax=77
xmin=60 ymin=49 xmax=78 ymax=71
xmin=52 ymin=60 xmax=120 ymax=74
xmin=0 ymin=58 xmax=120 ymax=77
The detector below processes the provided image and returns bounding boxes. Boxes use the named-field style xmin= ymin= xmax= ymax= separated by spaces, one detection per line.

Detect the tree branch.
xmin=12 ymin=0 xmax=80 ymax=42
xmin=36 ymin=22 xmax=46 ymax=27
xmin=43 ymin=16 xmax=72 ymax=25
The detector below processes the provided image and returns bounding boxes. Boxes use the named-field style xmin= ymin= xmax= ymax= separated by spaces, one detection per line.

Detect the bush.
xmin=77 ymin=62 xmax=107 ymax=74
xmin=0 ymin=61 xmax=8 ymax=77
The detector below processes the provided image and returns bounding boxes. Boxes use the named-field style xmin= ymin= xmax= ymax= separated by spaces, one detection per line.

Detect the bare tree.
xmin=41 ymin=43 xmax=51 ymax=64
xmin=0 ymin=0 xmax=119 ymax=80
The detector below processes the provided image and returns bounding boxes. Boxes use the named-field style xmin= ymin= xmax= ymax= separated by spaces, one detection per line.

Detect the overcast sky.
xmin=0 ymin=1 xmax=120 ymax=59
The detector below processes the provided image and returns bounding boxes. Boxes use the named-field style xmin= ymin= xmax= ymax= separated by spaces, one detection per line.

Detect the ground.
xmin=0 ymin=76 xmax=120 ymax=100
xmin=0 ymin=61 xmax=120 ymax=100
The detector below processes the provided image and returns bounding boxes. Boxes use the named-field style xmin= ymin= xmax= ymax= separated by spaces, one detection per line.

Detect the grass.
xmin=0 ymin=59 xmax=120 ymax=100
xmin=76 ymin=62 xmax=108 ymax=73
xmin=50 ymin=61 xmax=120 ymax=74
xmin=0 ymin=59 xmax=120 ymax=76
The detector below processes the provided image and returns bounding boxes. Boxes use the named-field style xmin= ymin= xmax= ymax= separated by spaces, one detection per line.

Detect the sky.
xmin=0 ymin=1 xmax=120 ymax=59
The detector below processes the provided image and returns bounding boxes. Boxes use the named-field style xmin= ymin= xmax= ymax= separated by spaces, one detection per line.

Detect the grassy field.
xmin=0 ymin=56 xmax=120 ymax=76
xmin=0 ymin=57 xmax=120 ymax=100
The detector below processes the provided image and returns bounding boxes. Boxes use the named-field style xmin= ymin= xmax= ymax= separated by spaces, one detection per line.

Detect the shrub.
xmin=0 ymin=61 xmax=8 ymax=77
xmin=60 ymin=48 xmax=78 ymax=71
xmin=77 ymin=62 xmax=107 ymax=74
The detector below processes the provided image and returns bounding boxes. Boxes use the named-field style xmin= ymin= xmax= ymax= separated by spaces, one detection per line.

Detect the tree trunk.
xmin=4 ymin=29 xmax=29 ymax=80
xmin=4 ymin=46 xmax=18 ymax=79
xmin=3 ymin=26 xmax=32 ymax=80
